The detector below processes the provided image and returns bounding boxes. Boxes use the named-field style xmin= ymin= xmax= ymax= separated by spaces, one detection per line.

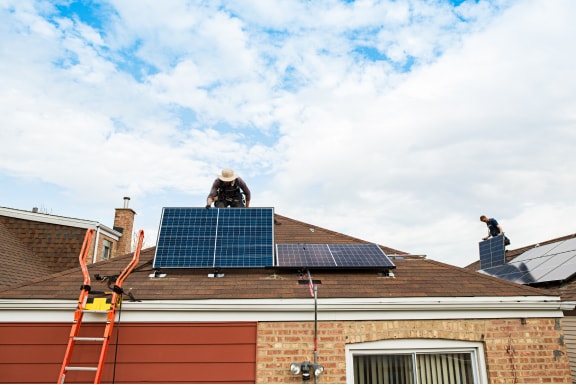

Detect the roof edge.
xmin=1 ymin=297 xmax=571 ymax=322
xmin=0 ymin=295 xmax=569 ymax=311
xmin=0 ymin=206 xmax=120 ymax=237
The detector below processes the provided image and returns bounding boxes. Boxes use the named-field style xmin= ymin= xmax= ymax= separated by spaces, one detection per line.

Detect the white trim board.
xmin=0 ymin=296 xmax=572 ymax=323
xmin=0 ymin=206 xmax=120 ymax=239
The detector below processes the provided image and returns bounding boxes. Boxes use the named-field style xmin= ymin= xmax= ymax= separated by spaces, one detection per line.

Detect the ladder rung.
xmin=65 ymin=366 xmax=98 ymax=371
xmin=82 ymin=309 xmax=110 ymax=313
xmin=73 ymin=337 xmax=105 ymax=342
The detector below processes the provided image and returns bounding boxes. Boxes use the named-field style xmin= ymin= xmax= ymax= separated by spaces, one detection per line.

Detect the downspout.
xmin=92 ymin=225 xmax=101 ymax=264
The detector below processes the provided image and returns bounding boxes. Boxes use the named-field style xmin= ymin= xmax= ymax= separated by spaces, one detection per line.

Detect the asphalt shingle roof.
xmin=0 ymin=220 xmax=53 ymax=290
xmin=0 ymin=213 xmax=548 ymax=300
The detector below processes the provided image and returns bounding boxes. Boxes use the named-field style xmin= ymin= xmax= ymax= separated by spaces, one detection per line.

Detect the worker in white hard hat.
xmin=206 ymin=168 xmax=251 ymax=208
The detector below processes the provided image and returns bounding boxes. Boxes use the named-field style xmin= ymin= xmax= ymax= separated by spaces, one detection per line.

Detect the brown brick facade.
xmin=93 ymin=233 xmax=116 ymax=262
xmin=257 ymin=318 xmax=572 ymax=384
xmin=113 ymin=208 xmax=135 ymax=257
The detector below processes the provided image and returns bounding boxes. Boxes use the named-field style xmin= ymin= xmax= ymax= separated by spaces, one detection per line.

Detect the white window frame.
xmin=102 ymin=239 xmax=112 ymax=261
xmin=345 ymin=339 xmax=487 ymax=384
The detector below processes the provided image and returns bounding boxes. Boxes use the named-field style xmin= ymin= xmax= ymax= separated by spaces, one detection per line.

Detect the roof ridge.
xmin=274 ymin=213 xmax=365 ymax=242
xmin=274 ymin=213 xmax=409 ymax=255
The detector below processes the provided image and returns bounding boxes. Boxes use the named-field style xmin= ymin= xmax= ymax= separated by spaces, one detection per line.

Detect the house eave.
xmin=0 ymin=206 xmax=121 ymax=239
xmin=0 ymin=296 xmax=572 ymax=322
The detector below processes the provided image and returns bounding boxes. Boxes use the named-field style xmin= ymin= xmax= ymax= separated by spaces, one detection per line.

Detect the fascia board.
xmin=0 ymin=207 xmax=121 ymax=238
xmin=0 ymin=297 xmax=572 ymax=323
xmin=96 ymin=225 xmax=121 ymax=240
xmin=0 ymin=207 xmax=98 ymax=228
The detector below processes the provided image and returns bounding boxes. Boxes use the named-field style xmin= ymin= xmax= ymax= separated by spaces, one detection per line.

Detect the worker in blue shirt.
xmin=480 ymin=215 xmax=510 ymax=245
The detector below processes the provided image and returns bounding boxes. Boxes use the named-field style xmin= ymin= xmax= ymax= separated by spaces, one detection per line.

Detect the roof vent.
xmin=123 ymin=197 xmax=130 ymax=208
xmin=32 ymin=207 xmax=38 ymax=213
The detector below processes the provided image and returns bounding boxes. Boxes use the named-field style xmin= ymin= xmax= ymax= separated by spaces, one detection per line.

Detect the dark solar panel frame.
xmin=153 ymin=207 xmax=274 ymax=268
xmin=479 ymin=235 xmax=506 ymax=270
xmin=276 ymin=243 xmax=396 ymax=269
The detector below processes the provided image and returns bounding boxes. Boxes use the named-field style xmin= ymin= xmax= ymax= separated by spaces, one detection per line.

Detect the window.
xmin=102 ymin=239 xmax=112 ymax=260
xmin=346 ymin=339 xmax=487 ymax=384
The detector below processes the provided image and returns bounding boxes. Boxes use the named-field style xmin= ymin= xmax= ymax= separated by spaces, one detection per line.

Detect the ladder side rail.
xmin=114 ymin=230 xmax=144 ymax=289
xmin=57 ymin=229 xmax=96 ymax=384
xmin=79 ymin=229 xmax=95 ymax=288
xmin=77 ymin=228 xmax=96 ymax=314
xmin=93 ymin=229 xmax=144 ymax=384
xmin=93 ymin=311 xmax=118 ymax=384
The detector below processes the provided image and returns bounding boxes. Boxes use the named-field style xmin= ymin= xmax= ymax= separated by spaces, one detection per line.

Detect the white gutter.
xmin=1 ymin=297 xmax=573 ymax=323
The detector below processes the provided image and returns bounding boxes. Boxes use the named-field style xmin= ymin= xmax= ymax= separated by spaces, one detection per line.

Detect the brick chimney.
xmin=113 ymin=197 xmax=136 ymax=256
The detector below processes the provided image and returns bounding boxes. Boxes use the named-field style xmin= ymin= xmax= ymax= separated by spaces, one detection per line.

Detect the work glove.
xmin=205 ymin=204 xmax=211 ymax=209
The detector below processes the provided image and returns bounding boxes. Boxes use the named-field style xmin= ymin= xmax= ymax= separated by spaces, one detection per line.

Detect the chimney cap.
xmin=123 ymin=197 xmax=130 ymax=208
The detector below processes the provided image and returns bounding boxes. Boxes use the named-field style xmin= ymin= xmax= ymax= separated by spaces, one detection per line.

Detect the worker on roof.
xmin=206 ymin=168 xmax=251 ymax=208
xmin=480 ymin=215 xmax=510 ymax=245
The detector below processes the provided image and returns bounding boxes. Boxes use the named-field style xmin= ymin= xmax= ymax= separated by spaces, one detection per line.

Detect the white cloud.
xmin=1 ymin=0 xmax=575 ymax=267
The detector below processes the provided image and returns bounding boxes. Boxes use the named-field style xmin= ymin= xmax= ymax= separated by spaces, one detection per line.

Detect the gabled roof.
xmin=0 ymin=213 xmax=548 ymax=300
xmin=0 ymin=206 xmax=124 ymax=288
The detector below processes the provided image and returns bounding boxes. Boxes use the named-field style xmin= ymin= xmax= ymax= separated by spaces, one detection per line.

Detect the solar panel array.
xmin=153 ymin=207 xmax=397 ymax=270
xmin=153 ymin=207 xmax=274 ymax=268
xmin=479 ymin=235 xmax=506 ymax=270
xmin=480 ymin=237 xmax=576 ymax=284
xmin=276 ymin=243 xmax=396 ymax=269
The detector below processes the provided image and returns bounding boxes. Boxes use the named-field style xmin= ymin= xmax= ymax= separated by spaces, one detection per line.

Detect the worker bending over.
xmin=206 ymin=168 xmax=251 ymax=208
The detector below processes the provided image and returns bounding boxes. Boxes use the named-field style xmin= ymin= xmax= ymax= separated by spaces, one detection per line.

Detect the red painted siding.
xmin=0 ymin=322 xmax=257 ymax=384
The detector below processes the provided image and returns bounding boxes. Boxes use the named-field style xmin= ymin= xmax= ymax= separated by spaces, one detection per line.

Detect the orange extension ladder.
xmin=57 ymin=228 xmax=144 ymax=384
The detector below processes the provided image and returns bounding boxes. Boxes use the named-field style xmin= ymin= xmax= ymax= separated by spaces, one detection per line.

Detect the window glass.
xmin=347 ymin=339 xmax=485 ymax=384
xmin=102 ymin=239 xmax=111 ymax=260
xmin=354 ymin=354 xmax=414 ymax=384
xmin=354 ymin=352 xmax=474 ymax=384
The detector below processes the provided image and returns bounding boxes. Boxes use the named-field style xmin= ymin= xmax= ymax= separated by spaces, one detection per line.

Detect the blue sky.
xmin=1 ymin=0 xmax=575 ymax=267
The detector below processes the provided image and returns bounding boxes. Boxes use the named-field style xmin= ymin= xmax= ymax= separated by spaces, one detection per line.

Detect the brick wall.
xmin=93 ymin=233 xmax=116 ymax=262
xmin=257 ymin=318 xmax=572 ymax=384
xmin=113 ymin=208 xmax=135 ymax=257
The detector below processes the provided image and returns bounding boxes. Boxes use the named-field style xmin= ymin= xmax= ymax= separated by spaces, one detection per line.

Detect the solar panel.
xmin=479 ymin=235 xmax=506 ymax=270
xmin=153 ymin=207 xmax=274 ymax=268
xmin=480 ymin=237 xmax=576 ymax=284
xmin=276 ymin=243 xmax=396 ymax=269
xmin=479 ymin=263 xmax=535 ymax=285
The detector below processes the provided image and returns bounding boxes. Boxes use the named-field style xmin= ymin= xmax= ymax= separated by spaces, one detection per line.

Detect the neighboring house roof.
xmin=466 ymin=233 xmax=576 ymax=302
xmin=0 ymin=213 xmax=547 ymax=301
xmin=467 ymin=233 xmax=576 ymax=271
xmin=0 ymin=206 xmax=120 ymax=239
xmin=0 ymin=206 xmax=122 ymax=289
xmin=0 ymin=220 xmax=53 ymax=290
